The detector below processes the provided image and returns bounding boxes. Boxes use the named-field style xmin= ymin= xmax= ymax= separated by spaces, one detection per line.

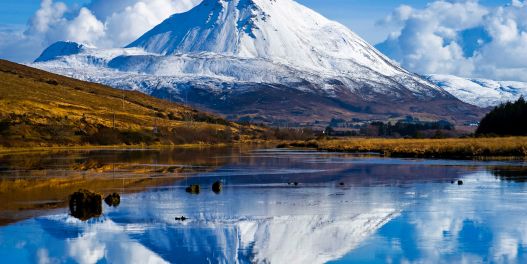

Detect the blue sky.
xmin=0 ymin=0 xmax=511 ymax=44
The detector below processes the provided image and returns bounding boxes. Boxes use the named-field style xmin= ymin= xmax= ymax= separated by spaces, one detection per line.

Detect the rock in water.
xmin=186 ymin=184 xmax=200 ymax=194
xmin=69 ymin=189 xmax=102 ymax=221
xmin=212 ymin=181 xmax=222 ymax=193
xmin=458 ymin=180 xmax=464 ymax=185
xmin=104 ymin=193 xmax=121 ymax=207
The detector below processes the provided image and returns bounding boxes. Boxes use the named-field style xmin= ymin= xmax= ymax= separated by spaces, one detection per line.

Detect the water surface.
xmin=0 ymin=147 xmax=526 ymax=263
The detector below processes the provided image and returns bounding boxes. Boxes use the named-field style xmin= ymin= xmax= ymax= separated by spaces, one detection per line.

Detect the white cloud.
xmin=64 ymin=8 xmax=106 ymax=45
xmin=37 ymin=248 xmax=52 ymax=264
xmin=377 ymin=0 xmax=527 ymax=82
xmin=68 ymin=232 xmax=106 ymax=264
xmin=103 ymin=0 xmax=199 ymax=47
xmin=66 ymin=220 xmax=169 ymax=264
xmin=0 ymin=0 xmax=201 ymax=62
xmin=27 ymin=0 xmax=67 ymax=35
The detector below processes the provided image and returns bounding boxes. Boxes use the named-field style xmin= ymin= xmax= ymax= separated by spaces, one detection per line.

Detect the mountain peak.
xmin=126 ymin=0 xmax=399 ymax=75
xmin=127 ymin=0 xmax=277 ymax=55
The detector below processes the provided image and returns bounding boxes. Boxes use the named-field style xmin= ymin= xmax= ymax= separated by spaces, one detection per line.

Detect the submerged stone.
xmin=69 ymin=189 xmax=102 ymax=221
xmin=212 ymin=181 xmax=222 ymax=193
xmin=104 ymin=193 xmax=121 ymax=207
xmin=186 ymin=184 xmax=200 ymax=194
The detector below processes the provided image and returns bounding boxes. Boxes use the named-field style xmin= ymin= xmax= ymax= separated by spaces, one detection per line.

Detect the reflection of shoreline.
xmin=489 ymin=166 xmax=527 ymax=182
xmin=0 ymin=148 xmax=242 ymax=225
xmin=0 ymin=173 xmax=187 ymax=226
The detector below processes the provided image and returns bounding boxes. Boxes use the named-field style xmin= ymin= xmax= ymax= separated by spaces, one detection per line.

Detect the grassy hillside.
xmin=0 ymin=60 xmax=262 ymax=148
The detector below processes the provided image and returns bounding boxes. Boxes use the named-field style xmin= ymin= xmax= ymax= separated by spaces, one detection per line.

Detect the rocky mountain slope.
xmin=33 ymin=0 xmax=483 ymax=125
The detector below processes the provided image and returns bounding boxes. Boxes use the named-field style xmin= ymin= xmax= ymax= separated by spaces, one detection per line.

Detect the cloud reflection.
xmin=336 ymin=171 xmax=527 ymax=263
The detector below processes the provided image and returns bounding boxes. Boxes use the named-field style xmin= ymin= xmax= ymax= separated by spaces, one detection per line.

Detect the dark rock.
xmin=458 ymin=180 xmax=464 ymax=185
xmin=294 ymin=182 xmax=299 ymax=186
xmin=212 ymin=181 xmax=222 ymax=193
xmin=339 ymin=182 xmax=345 ymax=186
xmin=451 ymin=180 xmax=455 ymax=184
xmin=69 ymin=189 xmax=102 ymax=221
xmin=175 ymin=216 xmax=187 ymax=221
xmin=104 ymin=193 xmax=121 ymax=207
xmin=186 ymin=184 xmax=200 ymax=194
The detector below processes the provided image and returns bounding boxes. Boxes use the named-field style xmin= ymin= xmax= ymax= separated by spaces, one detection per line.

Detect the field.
xmin=282 ymin=137 xmax=527 ymax=159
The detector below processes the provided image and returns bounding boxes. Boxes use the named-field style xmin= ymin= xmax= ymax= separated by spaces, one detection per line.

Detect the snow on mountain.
xmin=427 ymin=74 xmax=527 ymax=108
xmin=34 ymin=41 xmax=86 ymax=62
xmin=124 ymin=0 xmax=446 ymax=95
xmin=128 ymin=0 xmax=400 ymax=76
xmin=32 ymin=0 xmax=482 ymax=124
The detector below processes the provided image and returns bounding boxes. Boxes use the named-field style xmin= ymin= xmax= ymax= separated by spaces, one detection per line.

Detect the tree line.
xmin=477 ymin=97 xmax=527 ymax=136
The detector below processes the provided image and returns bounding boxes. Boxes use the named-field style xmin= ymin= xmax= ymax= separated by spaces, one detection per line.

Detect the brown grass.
xmin=285 ymin=137 xmax=527 ymax=158
xmin=0 ymin=60 xmax=266 ymax=147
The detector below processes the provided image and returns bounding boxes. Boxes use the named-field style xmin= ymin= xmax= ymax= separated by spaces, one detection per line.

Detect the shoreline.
xmin=279 ymin=137 xmax=527 ymax=160
xmin=0 ymin=140 xmax=276 ymax=155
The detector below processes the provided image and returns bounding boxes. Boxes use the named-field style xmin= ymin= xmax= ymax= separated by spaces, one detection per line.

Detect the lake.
xmin=0 ymin=147 xmax=526 ymax=263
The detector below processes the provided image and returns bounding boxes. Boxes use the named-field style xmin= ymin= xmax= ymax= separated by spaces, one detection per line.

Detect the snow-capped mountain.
xmin=34 ymin=41 xmax=86 ymax=63
xmin=128 ymin=0 xmax=409 ymax=78
xmin=33 ymin=0 xmax=482 ymax=124
xmin=427 ymin=74 xmax=527 ymax=108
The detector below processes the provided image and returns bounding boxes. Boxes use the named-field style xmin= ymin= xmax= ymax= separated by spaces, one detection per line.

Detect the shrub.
xmin=120 ymin=131 xmax=156 ymax=145
xmin=85 ymin=127 xmax=122 ymax=145
xmin=45 ymin=79 xmax=59 ymax=86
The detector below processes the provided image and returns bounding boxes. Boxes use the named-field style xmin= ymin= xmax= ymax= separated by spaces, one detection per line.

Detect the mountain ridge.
xmin=32 ymin=0 xmax=484 ymax=125
xmin=427 ymin=74 xmax=527 ymax=108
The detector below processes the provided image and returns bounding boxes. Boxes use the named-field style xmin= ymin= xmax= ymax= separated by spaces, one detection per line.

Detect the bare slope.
xmin=0 ymin=59 xmax=251 ymax=147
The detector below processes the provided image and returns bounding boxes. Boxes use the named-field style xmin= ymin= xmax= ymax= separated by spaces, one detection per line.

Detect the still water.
xmin=0 ymin=147 xmax=526 ymax=263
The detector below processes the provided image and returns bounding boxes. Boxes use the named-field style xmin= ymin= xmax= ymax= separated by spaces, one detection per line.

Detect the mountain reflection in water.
xmin=0 ymin=148 xmax=526 ymax=263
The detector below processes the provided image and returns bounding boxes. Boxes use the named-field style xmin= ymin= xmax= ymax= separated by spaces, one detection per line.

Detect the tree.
xmin=324 ymin=126 xmax=335 ymax=136
xmin=476 ymin=97 xmax=527 ymax=136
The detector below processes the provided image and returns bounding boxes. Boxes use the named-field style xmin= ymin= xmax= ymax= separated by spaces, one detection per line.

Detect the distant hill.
xmin=427 ymin=74 xmax=527 ymax=108
xmin=0 ymin=60 xmax=260 ymax=148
